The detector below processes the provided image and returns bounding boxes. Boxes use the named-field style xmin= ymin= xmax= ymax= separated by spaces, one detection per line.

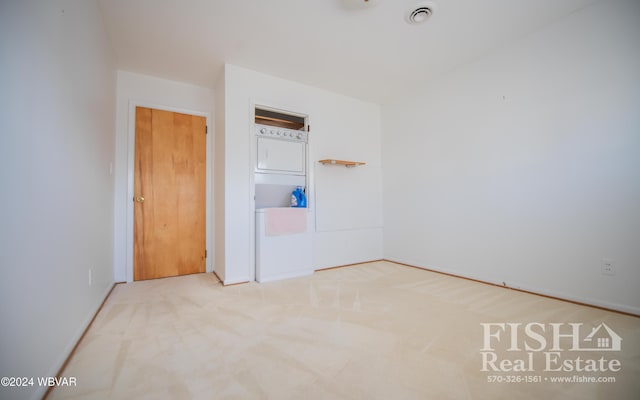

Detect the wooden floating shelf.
xmin=318 ymin=159 xmax=366 ymax=168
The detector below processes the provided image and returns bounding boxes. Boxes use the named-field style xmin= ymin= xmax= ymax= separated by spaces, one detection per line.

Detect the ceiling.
xmin=98 ymin=0 xmax=597 ymax=104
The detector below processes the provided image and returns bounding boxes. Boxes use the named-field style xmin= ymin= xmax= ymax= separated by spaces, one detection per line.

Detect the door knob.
xmin=135 ymin=196 xmax=145 ymax=203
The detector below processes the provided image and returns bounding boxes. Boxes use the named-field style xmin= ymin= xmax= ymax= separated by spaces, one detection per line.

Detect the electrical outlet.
xmin=601 ymin=259 xmax=615 ymax=276
xmin=89 ymin=268 xmax=93 ymax=286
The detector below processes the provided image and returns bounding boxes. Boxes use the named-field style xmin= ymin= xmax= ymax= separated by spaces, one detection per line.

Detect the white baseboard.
xmin=34 ymin=281 xmax=116 ymax=400
xmin=384 ymin=256 xmax=640 ymax=317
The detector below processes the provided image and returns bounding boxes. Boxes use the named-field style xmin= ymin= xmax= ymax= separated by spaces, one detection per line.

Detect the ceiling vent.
xmin=407 ymin=1 xmax=437 ymax=24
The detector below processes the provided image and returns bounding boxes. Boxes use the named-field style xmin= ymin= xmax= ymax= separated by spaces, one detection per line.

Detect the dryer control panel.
xmin=256 ymin=124 xmax=307 ymax=143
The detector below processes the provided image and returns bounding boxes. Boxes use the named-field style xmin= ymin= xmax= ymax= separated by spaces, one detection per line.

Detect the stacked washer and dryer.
xmin=254 ymin=117 xmax=314 ymax=283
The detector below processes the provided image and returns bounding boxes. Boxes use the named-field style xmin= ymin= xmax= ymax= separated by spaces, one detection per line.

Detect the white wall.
xmin=0 ymin=1 xmax=116 ymax=399
xmin=382 ymin=0 xmax=640 ymax=314
xmin=218 ymin=65 xmax=383 ymax=284
xmin=113 ymin=71 xmax=215 ymax=282
xmin=214 ymin=70 xmax=227 ymax=282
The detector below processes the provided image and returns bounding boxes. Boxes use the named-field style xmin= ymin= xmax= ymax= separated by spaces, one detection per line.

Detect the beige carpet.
xmin=50 ymin=261 xmax=640 ymax=399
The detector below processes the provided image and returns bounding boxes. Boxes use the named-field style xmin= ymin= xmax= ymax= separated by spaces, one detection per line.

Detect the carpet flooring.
xmin=49 ymin=261 xmax=640 ymax=399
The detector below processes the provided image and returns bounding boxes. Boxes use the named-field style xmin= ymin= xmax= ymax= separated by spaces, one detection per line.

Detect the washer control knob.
xmin=260 ymin=128 xmax=266 ymax=134
xmin=296 ymin=133 xmax=303 ymax=139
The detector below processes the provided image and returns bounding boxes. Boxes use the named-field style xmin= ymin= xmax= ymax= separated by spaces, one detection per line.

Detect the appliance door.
xmin=256 ymin=137 xmax=305 ymax=175
xmin=255 ymin=209 xmax=313 ymax=283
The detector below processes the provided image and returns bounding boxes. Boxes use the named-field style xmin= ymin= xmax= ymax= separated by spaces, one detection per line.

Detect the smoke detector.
xmin=407 ymin=1 xmax=437 ymax=24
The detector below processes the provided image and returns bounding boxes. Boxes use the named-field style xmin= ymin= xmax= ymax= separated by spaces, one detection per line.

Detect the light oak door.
xmin=134 ymin=107 xmax=206 ymax=281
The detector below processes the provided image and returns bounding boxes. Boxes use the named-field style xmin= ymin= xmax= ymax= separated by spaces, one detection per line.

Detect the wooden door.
xmin=134 ymin=107 xmax=206 ymax=280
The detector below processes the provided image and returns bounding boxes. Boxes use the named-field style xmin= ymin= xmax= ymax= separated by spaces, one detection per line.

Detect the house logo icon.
xmin=580 ymin=323 xmax=622 ymax=351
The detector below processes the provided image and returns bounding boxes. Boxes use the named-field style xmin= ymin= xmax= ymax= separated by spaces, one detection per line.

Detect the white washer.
xmin=255 ymin=208 xmax=314 ymax=283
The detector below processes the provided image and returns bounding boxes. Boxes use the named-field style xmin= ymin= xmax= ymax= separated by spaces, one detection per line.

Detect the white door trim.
xmin=125 ymin=101 xmax=213 ymax=283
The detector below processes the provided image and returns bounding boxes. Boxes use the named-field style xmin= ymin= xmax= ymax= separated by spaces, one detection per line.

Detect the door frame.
xmin=125 ymin=101 xmax=212 ymax=283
